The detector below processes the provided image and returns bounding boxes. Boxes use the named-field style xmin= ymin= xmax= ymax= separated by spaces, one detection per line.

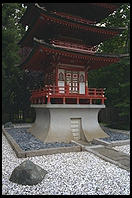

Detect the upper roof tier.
xmin=21 ymin=3 xmax=123 ymax=25
xmin=20 ymin=38 xmax=128 ymax=72
xmin=19 ymin=4 xmax=125 ymax=47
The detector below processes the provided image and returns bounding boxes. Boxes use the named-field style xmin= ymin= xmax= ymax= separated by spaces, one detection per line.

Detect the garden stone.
xmin=9 ymin=160 xmax=48 ymax=185
xmin=4 ymin=122 xmax=14 ymax=128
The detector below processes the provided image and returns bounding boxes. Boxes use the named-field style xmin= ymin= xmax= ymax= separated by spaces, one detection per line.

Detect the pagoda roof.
xmin=19 ymin=4 xmax=125 ymax=47
xmin=22 ymin=3 xmax=123 ymax=24
xmin=20 ymin=37 xmax=128 ymax=71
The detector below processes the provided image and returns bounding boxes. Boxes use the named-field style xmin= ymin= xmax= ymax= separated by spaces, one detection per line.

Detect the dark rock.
xmin=9 ymin=160 xmax=48 ymax=185
xmin=4 ymin=122 xmax=14 ymax=128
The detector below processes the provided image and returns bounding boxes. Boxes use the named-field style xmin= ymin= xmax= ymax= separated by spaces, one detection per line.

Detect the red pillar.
xmin=90 ymin=98 xmax=92 ymax=104
xmin=77 ymin=97 xmax=79 ymax=104
xmin=55 ymin=67 xmax=58 ymax=87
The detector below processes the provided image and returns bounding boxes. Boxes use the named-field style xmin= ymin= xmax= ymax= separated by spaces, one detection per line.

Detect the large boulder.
xmin=9 ymin=160 xmax=48 ymax=185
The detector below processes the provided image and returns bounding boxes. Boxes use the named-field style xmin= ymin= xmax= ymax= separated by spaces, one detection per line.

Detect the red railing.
xmin=30 ymin=85 xmax=106 ymax=105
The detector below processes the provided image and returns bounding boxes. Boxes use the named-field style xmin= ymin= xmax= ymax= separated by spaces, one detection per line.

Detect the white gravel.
xmin=113 ymin=145 xmax=130 ymax=155
xmin=2 ymin=134 xmax=130 ymax=195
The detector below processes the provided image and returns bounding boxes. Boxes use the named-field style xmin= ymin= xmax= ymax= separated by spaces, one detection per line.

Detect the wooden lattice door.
xmin=66 ymin=71 xmax=79 ymax=93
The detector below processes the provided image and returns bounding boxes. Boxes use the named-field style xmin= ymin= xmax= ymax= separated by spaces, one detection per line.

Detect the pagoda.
xmin=19 ymin=3 xmax=128 ymax=143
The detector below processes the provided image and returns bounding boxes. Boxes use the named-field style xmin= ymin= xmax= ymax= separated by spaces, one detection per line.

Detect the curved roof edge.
xmin=20 ymin=3 xmax=125 ymax=25
xmin=33 ymin=37 xmax=129 ymax=58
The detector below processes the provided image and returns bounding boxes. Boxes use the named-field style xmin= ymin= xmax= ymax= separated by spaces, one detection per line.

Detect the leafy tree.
xmin=89 ymin=3 xmax=130 ymax=129
xmin=2 ymin=3 xmax=31 ymax=123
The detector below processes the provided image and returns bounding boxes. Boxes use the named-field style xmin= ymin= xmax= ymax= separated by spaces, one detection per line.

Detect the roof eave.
xmin=33 ymin=37 xmax=129 ymax=59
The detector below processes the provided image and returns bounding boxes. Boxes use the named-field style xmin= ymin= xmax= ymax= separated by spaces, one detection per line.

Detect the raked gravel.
xmin=113 ymin=145 xmax=130 ymax=155
xmin=5 ymin=127 xmax=77 ymax=151
xmin=2 ymin=134 xmax=130 ymax=195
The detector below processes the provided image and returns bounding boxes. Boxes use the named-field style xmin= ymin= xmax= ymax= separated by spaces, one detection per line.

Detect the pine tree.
xmin=88 ymin=3 xmax=130 ymax=129
xmin=2 ymin=3 xmax=30 ymax=123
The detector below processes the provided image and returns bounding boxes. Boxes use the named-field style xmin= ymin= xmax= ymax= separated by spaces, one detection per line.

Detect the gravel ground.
xmin=6 ymin=128 xmax=77 ymax=151
xmin=5 ymin=126 xmax=130 ymax=151
xmin=100 ymin=127 xmax=129 ymax=142
xmin=2 ymin=134 xmax=130 ymax=195
xmin=113 ymin=145 xmax=130 ymax=155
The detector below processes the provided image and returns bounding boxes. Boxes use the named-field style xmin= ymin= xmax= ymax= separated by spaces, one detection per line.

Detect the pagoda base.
xmin=28 ymin=104 xmax=109 ymax=143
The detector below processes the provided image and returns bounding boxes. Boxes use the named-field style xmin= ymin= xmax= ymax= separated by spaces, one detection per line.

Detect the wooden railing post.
xmin=63 ymin=97 xmax=66 ymax=104
xmin=90 ymin=98 xmax=92 ymax=104
xmin=47 ymin=86 xmax=50 ymax=104
xmin=94 ymin=88 xmax=96 ymax=96
xmin=47 ymin=96 xmax=50 ymax=104
xmin=56 ymin=86 xmax=59 ymax=94
xmin=66 ymin=85 xmax=69 ymax=95
xmin=85 ymin=86 xmax=88 ymax=95
xmin=102 ymin=88 xmax=104 ymax=97
xmin=42 ymin=96 xmax=45 ymax=104
xmin=53 ymin=85 xmax=55 ymax=94
xmin=77 ymin=97 xmax=79 ymax=104
xmin=102 ymin=98 xmax=105 ymax=105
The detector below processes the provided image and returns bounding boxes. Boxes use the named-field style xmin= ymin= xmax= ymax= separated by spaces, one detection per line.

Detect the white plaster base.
xmin=28 ymin=104 xmax=109 ymax=143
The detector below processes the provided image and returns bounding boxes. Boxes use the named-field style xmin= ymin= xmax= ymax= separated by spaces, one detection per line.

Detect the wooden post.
xmin=63 ymin=97 xmax=65 ymax=104
xmin=43 ymin=97 xmax=45 ymax=104
xmin=66 ymin=85 xmax=69 ymax=95
xmin=77 ymin=97 xmax=79 ymax=104
xmin=85 ymin=86 xmax=88 ymax=95
xmin=90 ymin=98 xmax=92 ymax=104
xmin=47 ymin=96 xmax=51 ymax=104
xmin=56 ymin=67 xmax=58 ymax=87
xmin=94 ymin=88 xmax=96 ymax=96
xmin=102 ymin=98 xmax=105 ymax=105
xmin=102 ymin=88 xmax=104 ymax=97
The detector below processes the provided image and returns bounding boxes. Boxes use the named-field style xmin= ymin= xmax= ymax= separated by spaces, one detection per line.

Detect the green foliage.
xmin=2 ymin=3 xmax=30 ymax=123
xmin=97 ymin=3 xmax=130 ymax=54
xmin=89 ymin=4 xmax=130 ymax=129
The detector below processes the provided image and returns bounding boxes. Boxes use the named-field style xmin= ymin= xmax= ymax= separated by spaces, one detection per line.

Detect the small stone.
xmin=4 ymin=122 xmax=14 ymax=128
xmin=9 ymin=160 xmax=48 ymax=186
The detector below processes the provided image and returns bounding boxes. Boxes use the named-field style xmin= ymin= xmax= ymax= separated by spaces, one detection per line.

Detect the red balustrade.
xmin=30 ymin=85 xmax=106 ymax=105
